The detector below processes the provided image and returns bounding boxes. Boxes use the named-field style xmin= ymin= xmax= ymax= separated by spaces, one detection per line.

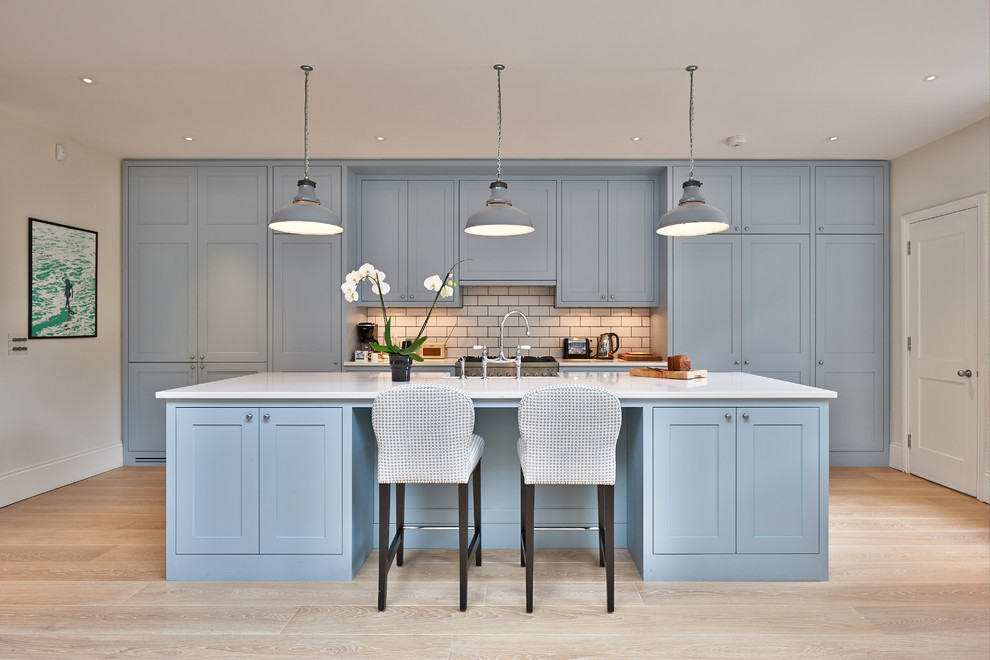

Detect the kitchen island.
xmin=158 ymin=371 xmax=834 ymax=582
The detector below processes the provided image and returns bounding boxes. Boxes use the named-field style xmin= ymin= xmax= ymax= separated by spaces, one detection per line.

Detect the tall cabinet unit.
xmin=124 ymin=164 xmax=269 ymax=464
xmin=814 ymin=166 xmax=888 ymax=466
xmin=271 ymin=165 xmax=343 ymax=372
xmin=668 ymin=162 xmax=889 ymax=467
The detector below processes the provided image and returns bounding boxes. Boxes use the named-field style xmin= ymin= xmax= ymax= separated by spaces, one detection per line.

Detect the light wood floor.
xmin=0 ymin=467 xmax=987 ymax=659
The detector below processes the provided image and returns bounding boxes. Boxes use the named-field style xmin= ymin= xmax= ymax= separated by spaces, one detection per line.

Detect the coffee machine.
xmin=357 ymin=322 xmax=377 ymax=351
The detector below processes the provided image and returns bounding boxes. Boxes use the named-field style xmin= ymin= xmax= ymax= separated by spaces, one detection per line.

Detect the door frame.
xmin=900 ymin=194 xmax=989 ymax=502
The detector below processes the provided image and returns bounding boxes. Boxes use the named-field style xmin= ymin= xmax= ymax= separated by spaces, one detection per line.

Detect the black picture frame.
xmin=28 ymin=217 xmax=98 ymax=338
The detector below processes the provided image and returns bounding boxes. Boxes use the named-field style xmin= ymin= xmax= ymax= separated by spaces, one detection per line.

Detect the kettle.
xmin=596 ymin=332 xmax=620 ymax=359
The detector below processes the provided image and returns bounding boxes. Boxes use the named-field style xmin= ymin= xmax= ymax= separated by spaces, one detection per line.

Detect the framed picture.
xmin=29 ymin=218 xmax=98 ymax=338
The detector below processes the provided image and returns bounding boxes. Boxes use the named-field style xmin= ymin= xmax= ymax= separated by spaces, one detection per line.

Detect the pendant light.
xmin=464 ymin=64 xmax=534 ymax=236
xmin=657 ymin=65 xmax=730 ymax=237
xmin=269 ymin=65 xmax=343 ymax=235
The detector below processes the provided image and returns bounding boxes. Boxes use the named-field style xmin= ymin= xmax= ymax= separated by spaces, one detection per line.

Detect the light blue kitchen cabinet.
xmin=175 ymin=406 xmax=345 ymax=556
xmin=557 ymin=179 xmax=658 ymax=306
xmin=458 ymin=179 xmax=557 ymax=284
xmin=669 ymin=234 xmax=810 ymax=384
xmin=815 ymin=234 xmax=887 ymax=464
xmin=673 ymin=166 xmax=741 ymax=232
xmin=124 ymin=165 xmax=270 ymax=464
xmin=736 ymin=407 xmax=819 ymax=554
xmin=259 ymin=407 xmax=344 ymax=555
xmin=814 ymin=166 xmax=886 ymax=234
xmin=652 ymin=406 xmax=820 ymax=557
xmin=652 ymin=407 xmax=736 ymax=554
xmin=358 ymin=179 xmax=457 ymax=306
xmin=741 ymin=166 xmax=811 ymax=233
xmin=272 ymin=166 xmax=343 ymax=372
xmin=175 ymin=407 xmax=260 ymax=555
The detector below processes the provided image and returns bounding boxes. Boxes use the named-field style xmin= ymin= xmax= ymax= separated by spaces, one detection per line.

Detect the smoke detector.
xmin=726 ymin=135 xmax=747 ymax=148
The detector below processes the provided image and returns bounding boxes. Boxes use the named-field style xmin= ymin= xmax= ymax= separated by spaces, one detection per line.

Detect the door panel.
xmin=607 ymin=180 xmax=657 ymax=303
xmin=815 ymin=166 xmax=885 ymax=233
xmin=127 ymin=363 xmax=195 ymax=455
xmin=741 ymin=167 xmax=810 ymax=233
xmin=360 ymin=180 xmax=406 ymax=303
xmin=559 ymin=180 xmax=608 ymax=303
xmin=407 ymin=180 xmax=457 ymax=306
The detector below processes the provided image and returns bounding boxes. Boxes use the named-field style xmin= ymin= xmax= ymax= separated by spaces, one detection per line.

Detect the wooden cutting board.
xmin=617 ymin=352 xmax=663 ymax=361
xmin=629 ymin=367 xmax=708 ymax=379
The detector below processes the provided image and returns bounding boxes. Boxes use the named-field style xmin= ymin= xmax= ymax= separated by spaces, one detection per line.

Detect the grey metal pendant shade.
xmin=657 ymin=66 xmax=729 ymax=237
xmin=465 ymin=64 xmax=533 ymax=236
xmin=269 ymin=65 xmax=343 ymax=235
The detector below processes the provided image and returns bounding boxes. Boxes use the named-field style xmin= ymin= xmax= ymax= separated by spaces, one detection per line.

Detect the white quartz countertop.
xmin=157 ymin=371 xmax=836 ymax=402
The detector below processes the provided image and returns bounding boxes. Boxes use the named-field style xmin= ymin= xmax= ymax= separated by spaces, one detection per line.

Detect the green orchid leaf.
xmin=406 ymin=336 xmax=428 ymax=351
xmin=409 ymin=353 xmax=424 ymax=362
xmin=382 ymin=320 xmax=398 ymax=352
xmin=369 ymin=341 xmax=389 ymax=353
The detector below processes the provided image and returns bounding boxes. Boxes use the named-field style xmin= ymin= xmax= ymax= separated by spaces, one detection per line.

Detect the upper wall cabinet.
xmin=741 ymin=166 xmax=811 ymax=233
xmin=673 ymin=166 xmax=742 ymax=232
xmin=458 ymin=179 xmax=557 ymax=284
xmin=358 ymin=179 xmax=457 ymax=306
xmin=814 ymin=166 xmax=886 ymax=234
xmin=557 ymin=179 xmax=659 ymax=306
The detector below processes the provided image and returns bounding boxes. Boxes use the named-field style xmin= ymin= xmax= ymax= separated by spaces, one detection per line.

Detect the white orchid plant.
xmin=340 ymin=260 xmax=466 ymax=361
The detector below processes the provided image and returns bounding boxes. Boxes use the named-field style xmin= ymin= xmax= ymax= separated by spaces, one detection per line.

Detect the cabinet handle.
xmin=409 ymin=294 xmax=414 ymax=299
xmin=199 ymin=355 xmax=204 ymax=360
xmin=246 ymin=413 xmax=253 ymax=421
xmin=818 ymin=360 xmax=824 ymax=365
xmin=725 ymin=413 xmax=732 ymax=421
xmin=400 ymin=294 xmax=405 ymax=299
xmin=610 ymin=295 xmax=614 ymax=299
xmin=742 ymin=413 xmax=750 ymax=421
xmin=263 ymin=413 xmax=270 ymax=421
xmin=734 ymin=361 xmax=740 ymax=365
xmin=189 ymin=355 xmax=195 ymax=361
xmin=333 ymin=360 xmax=339 ymax=366
xmin=958 ymin=369 xmax=973 ymax=378
xmin=602 ymin=295 xmax=606 ymax=299
xmin=744 ymin=226 xmax=750 ymax=231
xmin=818 ymin=226 xmax=824 ymax=231
xmin=200 ymin=364 xmax=205 ymax=369
xmin=743 ymin=360 xmax=750 ymax=365
xmin=189 ymin=364 xmax=195 ymax=370
xmin=734 ymin=226 xmax=740 ymax=231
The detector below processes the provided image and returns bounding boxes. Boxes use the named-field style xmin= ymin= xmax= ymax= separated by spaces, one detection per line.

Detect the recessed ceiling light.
xmin=923 ymin=74 xmax=938 ymax=82
xmin=376 ymin=136 xmax=385 ymax=141
xmin=827 ymin=136 xmax=839 ymax=142
xmin=184 ymin=136 xmax=194 ymax=142
xmin=630 ymin=136 xmax=641 ymax=142
xmin=81 ymin=77 xmax=94 ymax=84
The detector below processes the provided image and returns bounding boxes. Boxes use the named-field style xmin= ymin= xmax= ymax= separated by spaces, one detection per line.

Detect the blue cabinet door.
xmin=652 ymin=408 xmax=736 ymax=554
xmin=197 ymin=167 xmax=269 ymax=363
xmin=815 ymin=166 xmax=886 ymax=234
xmin=741 ymin=235 xmax=811 ymax=384
xmin=741 ymin=167 xmax=811 ymax=233
xmin=359 ymin=180 xmax=406 ymax=303
xmin=673 ymin=166 xmax=741 ymax=233
xmin=458 ymin=180 xmax=557 ymax=283
xmin=175 ymin=407 xmax=259 ymax=554
xmin=607 ymin=180 xmax=658 ymax=304
xmin=558 ymin=180 xmax=609 ymax=304
xmin=736 ymin=408 xmax=820 ymax=553
xmin=815 ymin=235 xmax=886 ymax=458
xmin=126 ymin=363 xmax=195 ymax=458
xmin=260 ymin=408 xmax=344 ymax=555
xmin=669 ymin=234 xmax=741 ymax=371
xmin=407 ymin=180 xmax=458 ymax=306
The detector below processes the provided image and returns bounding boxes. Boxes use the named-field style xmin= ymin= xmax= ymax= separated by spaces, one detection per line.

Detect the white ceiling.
xmin=1 ymin=0 xmax=986 ymax=162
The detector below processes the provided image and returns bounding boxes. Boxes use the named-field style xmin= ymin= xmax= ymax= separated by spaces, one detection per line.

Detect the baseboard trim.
xmin=0 ymin=443 xmax=123 ymax=507
xmin=888 ymin=443 xmax=905 ymax=472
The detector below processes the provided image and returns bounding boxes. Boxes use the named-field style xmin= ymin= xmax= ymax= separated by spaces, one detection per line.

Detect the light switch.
xmin=8 ymin=333 xmax=28 ymax=355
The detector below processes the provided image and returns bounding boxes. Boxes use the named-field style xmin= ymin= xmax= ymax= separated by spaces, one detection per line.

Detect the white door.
xmin=906 ymin=205 xmax=980 ymax=495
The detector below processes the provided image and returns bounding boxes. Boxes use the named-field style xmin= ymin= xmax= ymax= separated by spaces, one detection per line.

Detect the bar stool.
xmin=517 ymin=384 xmax=621 ymax=613
xmin=372 ymin=383 xmax=483 ymax=611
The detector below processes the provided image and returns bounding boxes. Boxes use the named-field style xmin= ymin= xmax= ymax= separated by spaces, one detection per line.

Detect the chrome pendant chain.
xmin=687 ymin=65 xmax=697 ymax=181
xmin=302 ymin=65 xmax=312 ymax=181
xmin=495 ymin=64 xmax=504 ymax=183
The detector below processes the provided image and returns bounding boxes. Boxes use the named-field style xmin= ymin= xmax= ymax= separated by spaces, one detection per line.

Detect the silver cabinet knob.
xmin=200 ymin=364 xmax=205 ymax=369
xmin=734 ymin=226 xmax=740 ymax=231
xmin=190 ymin=355 xmax=195 ymax=361
xmin=818 ymin=227 xmax=824 ymax=231
xmin=743 ymin=360 xmax=750 ymax=365
xmin=409 ymin=294 xmax=414 ymax=299
xmin=263 ymin=413 xmax=270 ymax=421
xmin=744 ymin=226 xmax=750 ymax=231
xmin=734 ymin=361 xmax=740 ymax=365
xmin=246 ymin=413 xmax=253 ymax=421
xmin=400 ymin=294 xmax=405 ymax=299
xmin=333 ymin=360 xmax=339 ymax=366
xmin=610 ymin=294 xmax=615 ymax=299
xmin=958 ymin=369 xmax=973 ymax=378
xmin=200 ymin=355 xmax=204 ymax=360
xmin=818 ymin=360 xmax=824 ymax=365
xmin=725 ymin=413 xmax=732 ymax=421
xmin=189 ymin=364 xmax=195 ymax=370
xmin=601 ymin=295 xmax=606 ymax=299
xmin=742 ymin=413 xmax=750 ymax=421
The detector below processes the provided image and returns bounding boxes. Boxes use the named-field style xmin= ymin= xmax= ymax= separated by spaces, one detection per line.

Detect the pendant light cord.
xmin=495 ymin=65 xmax=503 ymax=183
xmin=303 ymin=66 xmax=311 ymax=181
xmin=687 ymin=65 xmax=696 ymax=182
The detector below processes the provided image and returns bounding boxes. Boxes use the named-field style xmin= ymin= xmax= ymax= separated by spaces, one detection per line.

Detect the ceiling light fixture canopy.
xmin=465 ymin=64 xmax=534 ymax=237
xmin=657 ymin=65 xmax=730 ymax=237
xmin=269 ymin=65 xmax=343 ymax=236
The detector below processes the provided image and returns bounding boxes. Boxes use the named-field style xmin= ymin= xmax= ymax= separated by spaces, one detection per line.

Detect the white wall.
xmin=889 ymin=117 xmax=990 ymax=472
xmin=0 ymin=107 xmax=122 ymax=506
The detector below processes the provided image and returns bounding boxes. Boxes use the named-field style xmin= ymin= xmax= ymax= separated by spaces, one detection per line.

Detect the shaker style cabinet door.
xmin=558 ymin=180 xmax=609 ymax=304
xmin=175 ymin=407 xmax=260 ymax=555
xmin=606 ymin=179 xmax=658 ymax=304
xmin=652 ymin=407 xmax=736 ymax=554
xmin=359 ymin=180 xmax=406 ymax=303
xmin=741 ymin=166 xmax=811 ymax=233
xmin=814 ymin=166 xmax=886 ymax=234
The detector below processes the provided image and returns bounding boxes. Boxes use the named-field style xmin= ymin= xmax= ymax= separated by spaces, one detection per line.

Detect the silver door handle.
xmin=742 ymin=413 xmax=750 ymax=421
xmin=263 ymin=414 xmax=270 ymax=421
xmin=725 ymin=413 xmax=732 ymax=421
xmin=200 ymin=364 xmax=205 ymax=369
xmin=958 ymin=369 xmax=973 ymax=378
xmin=246 ymin=413 xmax=253 ymax=421
xmin=818 ymin=361 xmax=824 ymax=365
xmin=743 ymin=360 xmax=750 ymax=365
xmin=189 ymin=364 xmax=195 ymax=370
xmin=734 ymin=361 xmax=740 ymax=365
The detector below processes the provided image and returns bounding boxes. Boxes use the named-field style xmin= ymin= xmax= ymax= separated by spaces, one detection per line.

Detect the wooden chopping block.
xmin=667 ymin=354 xmax=692 ymax=371
xmin=629 ymin=367 xmax=708 ymax=379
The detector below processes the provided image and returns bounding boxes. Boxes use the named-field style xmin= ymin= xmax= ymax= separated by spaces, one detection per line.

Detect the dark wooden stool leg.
xmin=395 ymin=483 xmax=405 ymax=567
xmin=597 ymin=484 xmax=606 ymax=568
xmin=473 ymin=462 xmax=482 ymax=566
xmin=378 ymin=482 xmax=390 ymax=612
xmin=458 ymin=482 xmax=469 ymax=611
xmin=519 ymin=468 xmax=527 ymax=567
xmin=524 ymin=482 xmax=535 ymax=613
xmin=604 ymin=484 xmax=615 ymax=613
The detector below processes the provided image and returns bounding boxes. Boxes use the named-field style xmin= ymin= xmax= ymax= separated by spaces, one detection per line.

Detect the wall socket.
xmin=8 ymin=333 xmax=28 ymax=355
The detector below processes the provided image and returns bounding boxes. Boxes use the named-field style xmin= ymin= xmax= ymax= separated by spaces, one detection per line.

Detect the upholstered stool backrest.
xmin=518 ymin=384 xmax=622 ymax=485
xmin=372 ymin=383 xmax=477 ymax=484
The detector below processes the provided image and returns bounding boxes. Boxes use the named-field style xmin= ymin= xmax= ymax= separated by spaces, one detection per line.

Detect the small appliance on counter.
xmin=357 ymin=322 xmax=377 ymax=351
xmin=595 ymin=332 xmax=620 ymax=359
xmin=562 ymin=337 xmax=593 ymax=359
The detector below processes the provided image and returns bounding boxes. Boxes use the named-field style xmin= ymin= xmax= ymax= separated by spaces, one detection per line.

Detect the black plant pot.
xmin=389 ymin=354 xmax=412 ymax=382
